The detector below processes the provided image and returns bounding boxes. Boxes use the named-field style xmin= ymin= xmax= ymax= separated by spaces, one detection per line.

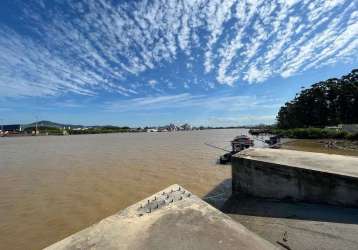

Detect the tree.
xmin=277 ymin=69 xmax=358 ymax=128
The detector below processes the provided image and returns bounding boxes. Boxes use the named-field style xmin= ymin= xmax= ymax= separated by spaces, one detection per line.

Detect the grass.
xmin=271 ymin=128 xmax=358 ymax=140
xmin=281 ymin=139 xmax=358 ymax=157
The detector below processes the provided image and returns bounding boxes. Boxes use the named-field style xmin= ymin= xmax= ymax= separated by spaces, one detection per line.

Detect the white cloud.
xmin=0 ymin=0 xmax=356 ymax=97
xmin=148 ymin=80 xmax=158 ymax=88
xmin=244 ymin=65 xmax=271 ymax=83
xmin=208 ymin=115 xmax=276 ymax=126
xmin=105 ymin=92 xmax=283 ymax=113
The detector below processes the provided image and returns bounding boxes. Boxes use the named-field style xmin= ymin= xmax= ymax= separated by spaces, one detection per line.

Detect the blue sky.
xmin=0 ymin=0 xmax=357 ymax=126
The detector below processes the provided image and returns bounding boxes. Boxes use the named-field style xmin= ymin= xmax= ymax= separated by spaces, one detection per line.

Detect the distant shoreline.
xmin=0 ymin=127 xmax=248 ymax=138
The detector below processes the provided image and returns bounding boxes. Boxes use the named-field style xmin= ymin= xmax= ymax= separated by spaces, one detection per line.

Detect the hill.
xmin=26 ymin=120 xmax=84 ymax=129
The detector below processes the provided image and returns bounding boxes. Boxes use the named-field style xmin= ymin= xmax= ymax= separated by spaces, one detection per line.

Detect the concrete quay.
xmin=45 ymin=184 xmax=277 ymax=250
xmin=232 ymin=148 xmax=358 ymax=207
xmin=222 ymin=194 xmax=358 ymax=250
xmin=201 ymin=177 xmax=358 ymax=250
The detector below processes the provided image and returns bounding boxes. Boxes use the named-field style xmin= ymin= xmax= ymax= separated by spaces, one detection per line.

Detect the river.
xmin=0 ymin=129 xmax=254 ymax=249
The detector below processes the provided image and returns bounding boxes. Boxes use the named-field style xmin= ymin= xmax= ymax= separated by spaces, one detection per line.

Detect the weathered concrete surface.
xmin=44 ymin=184 xmax=277 ymax=250
xmin=232 ymin=148 xmax=358 ymax=207
xmin=222 ymin=195 xmax=358 ymax=250
xmin=204 ymin=179 xmax=358 ymax=250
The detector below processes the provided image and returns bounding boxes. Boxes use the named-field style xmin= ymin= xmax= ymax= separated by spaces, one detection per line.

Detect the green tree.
xmin=277 ymin=69 xmax=358 ymax=128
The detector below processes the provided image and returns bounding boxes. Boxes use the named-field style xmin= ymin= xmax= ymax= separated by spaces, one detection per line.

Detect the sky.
xmin=0 ymin=0 xmax=357 ymax=127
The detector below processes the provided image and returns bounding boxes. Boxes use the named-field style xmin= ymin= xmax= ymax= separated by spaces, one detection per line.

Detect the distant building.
xmin=72 ymin=127 xmax=88 ymax=131
xmin=157 ymin=127 xmax=168 ymax=132
xmin=168 ymin=124 xmax=177 ymax=131
xmin=144 ymin=123 xmax=192 ymax=132
xmin=1 ymin=124 xmax=22 ymax=132
xmin=325 ymin=124 xmax=358 ymax=134
xmin=181 ymin=123 xmax=192 ymax=131
xmin=146 ymin=128 xmax=158 ymax=132
xmin=325 ymin=125 xmax=341 ymax=131
xmin=340 ymin=124 xmax=358 ymax=134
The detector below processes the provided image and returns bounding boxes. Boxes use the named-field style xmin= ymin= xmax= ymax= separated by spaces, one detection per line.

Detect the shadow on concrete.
xmin=203 ymin=178 xmax=358 ymax=225
xmin=202 ymin=178 xmax=232 ymax=209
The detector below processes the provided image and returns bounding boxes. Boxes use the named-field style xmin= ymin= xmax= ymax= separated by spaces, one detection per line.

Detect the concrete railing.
xmin=232 ymin=148 xmax=358 ymax=207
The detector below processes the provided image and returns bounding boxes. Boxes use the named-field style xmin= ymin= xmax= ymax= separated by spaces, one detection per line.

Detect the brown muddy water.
xmin=0 ymin=129 xmax=255 ymax=250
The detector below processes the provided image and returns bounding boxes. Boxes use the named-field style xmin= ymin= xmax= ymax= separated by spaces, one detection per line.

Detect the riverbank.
xmin=281 ymin=139 xmax=358 ymax=157
xmin=249 ymin=127 xmax=358 ymax=156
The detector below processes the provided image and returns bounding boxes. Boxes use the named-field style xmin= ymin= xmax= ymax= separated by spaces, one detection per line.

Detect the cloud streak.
xmin=105 ymin=93 xmax=282 ymax=113
xmin=0 ymin=0 xmax=356 ymax=97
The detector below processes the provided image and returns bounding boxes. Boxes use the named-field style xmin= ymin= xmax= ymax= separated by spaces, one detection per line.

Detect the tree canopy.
xmin=277 ymin=69 xmax=358 ymax=129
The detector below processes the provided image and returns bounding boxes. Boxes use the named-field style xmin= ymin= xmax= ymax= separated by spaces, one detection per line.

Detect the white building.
xmin=181 ymin=123 xmax=192 ymax=131
xmin=340 ymin=124 xmax=358 ymax=134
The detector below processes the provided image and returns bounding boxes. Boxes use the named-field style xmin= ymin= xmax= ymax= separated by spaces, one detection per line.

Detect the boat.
xmin=219 ymin=152 xmax=233 ymax=164
xmin=264 ymin=135 xmax=281 ymax=148
xmin=231 ymin=135 xmax=254 ymax=151
xmin=219 ymin=135 xmax=254 ymax=164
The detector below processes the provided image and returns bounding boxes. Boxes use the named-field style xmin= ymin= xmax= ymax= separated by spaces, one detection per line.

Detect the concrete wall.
xmin=341 ymin=124 xmax=358 ymax=134
xmin=232 ymin=148 xmax=358 ymax=207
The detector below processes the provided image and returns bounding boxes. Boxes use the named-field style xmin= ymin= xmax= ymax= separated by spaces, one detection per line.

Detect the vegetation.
xmin=248 ymin=126 xmax=275 ymax=135
xmin=249 ymin=127 xmax=358 ymax=140
xmin=68 ymin=126 xmax=132 ymax=135
xmin=23 ymin=126 xmax=64 ymax=135
xmin=27 ymin=120 xmax=83 ymax=129
xmin=22 ymin=125 xmax=134 ymax=135
xmin=277 ymin=69 xmax=358 ymax=129
xmin=272 ymin=128 xmax=349 ymax=139
xmin=271 ymin=128 xmax=358 ymax=140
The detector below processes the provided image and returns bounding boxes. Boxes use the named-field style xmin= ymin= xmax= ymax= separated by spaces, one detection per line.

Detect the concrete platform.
xmin=45 ymin=184 xmax=277 ymax=250
xmin=232 ymin=148 xmax=358 ymax=207
xmin=223 ymin=194 xmax=358 ymax=250
xmin=204 ymin=179 xmax=358 ymax=250
xmin=235 ymin=148 xmax=358 ymax=177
